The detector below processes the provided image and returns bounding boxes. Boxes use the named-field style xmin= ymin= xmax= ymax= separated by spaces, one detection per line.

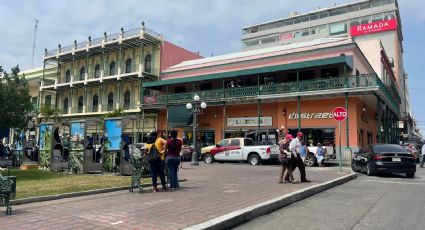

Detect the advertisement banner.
xmin=351 ymin=19 xmax=397 ymax=37
xmin=70 ymin=122 xmax=85 ymax=148
xmin=104 ymin=119 xmax=122 ymax=151
xmin=38 ymin=123 xmax=53 ymax=151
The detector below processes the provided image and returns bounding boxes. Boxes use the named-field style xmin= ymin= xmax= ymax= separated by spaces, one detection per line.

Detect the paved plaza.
xmin=1 ymin=163 xmax=352 ymax=229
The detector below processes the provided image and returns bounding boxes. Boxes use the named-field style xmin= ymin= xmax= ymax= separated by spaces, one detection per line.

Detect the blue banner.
xmin=39 ymin=124 xmax=53 ymax=150
xmin=104 ymin=119 xmax=122 ymax=151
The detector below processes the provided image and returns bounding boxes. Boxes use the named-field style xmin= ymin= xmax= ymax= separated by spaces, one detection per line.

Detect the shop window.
xmin=94 ymin=64 xmax=100 ymax=78
xmin=109 ymin=61 xmax=116 ymax=76
xmin=125 ymin=58 xmax=132 ymax=73
xmin=124 ymin=91 xmax=131 ymax=109
xmin=79 ymin=67 xmax=85 ymax=81
xmin=174 ymin=86 xmax=186 ymax=93
xmin=92 ymin=95 xmax=98 ymax=112
xmin=65 ymin=69 xmax=71 ymax=83
xmin=321 ymin=68 xmax=339 ymax=78
xmin=330 ymin=22 xmax=347 ymax=35
xmin=63 ymin=98 xmax=68 ymax=114
xmin=144 ymin=55 xmax=152 ymax=73
xmin=288 ymin=128 xmax=335 ymax=147
xmin=78 ymin=96 xmax=83 ymax=113
xmin=301 ymin=29 xmax=310 ymax=37
xmin=200 ymin=83 xmax=212 ymax=91
xmin=107 ymin=92 xmax=114 ymax=111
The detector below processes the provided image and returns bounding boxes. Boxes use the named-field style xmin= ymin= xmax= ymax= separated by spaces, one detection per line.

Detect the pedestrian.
xmin=144 ymin=131 xmax=167 ymax=192
xmin=165 ymin=130 xmax=183 ymax=189
xmin=300 ymin=142 xmax=308 ymax=162
xmin=285 ymin=131 xmax=311 ymax=183
xmin=316 ymin=143 xmax=325 ymax=167
xmin=421 ymin=143 xmax=425 ymax=168
xmin=278 ymin=134 xmax=295 ymax=183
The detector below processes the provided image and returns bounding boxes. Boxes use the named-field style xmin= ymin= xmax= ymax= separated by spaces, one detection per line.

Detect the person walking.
xmin=316 ymin=143 xmax=325 ymax=167
xmin=145 ymin=131 xmax=167 ymax=192
xmin=285 ymin=131 xmax=311 ymax=183
xmin=165 ymin=130 xmax=183 ymax=189
xmin=421 ymin=143 xmax=425 ymax=168
xmin=278 ymin=134 xmax=295 ymax=183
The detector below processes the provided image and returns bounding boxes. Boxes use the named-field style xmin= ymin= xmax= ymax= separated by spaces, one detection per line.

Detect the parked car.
xmin=304 ymin=146 xmax=335 ymax=166
xmin=401 ymin=143 xmax=421 ymax=163
xmin=180 ymin=145 xmax=194 ymax=161
xmin=204 ymin=138 xmax=279 ymax=165
xmin=200 ymin=145 xmax=216 ymax=160
xmin=351 ymin=144 xmax=416 ymax=178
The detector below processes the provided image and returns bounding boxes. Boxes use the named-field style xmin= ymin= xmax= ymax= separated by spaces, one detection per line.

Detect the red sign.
xmin=143 ymin=95 xmax=157 ymax=104
xmin=280 ymin=33 xmax=293 ymax=42
xmin=332 ymin=107 xmax=347 ymax=122
xmin=351 ymin=19 xmax=397 ymax=37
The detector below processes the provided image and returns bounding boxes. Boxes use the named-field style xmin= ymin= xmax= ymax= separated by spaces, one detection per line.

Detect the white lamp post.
xmin=186 ymin=94 xmax=207 ymax=165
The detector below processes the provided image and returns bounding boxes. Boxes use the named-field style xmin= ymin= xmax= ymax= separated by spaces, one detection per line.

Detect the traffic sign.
xmin=332 ymin=107 xmax=347 ymax=122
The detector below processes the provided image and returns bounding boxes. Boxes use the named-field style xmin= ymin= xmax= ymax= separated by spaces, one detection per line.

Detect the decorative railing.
xmin=142 ymin=74 xmax=398 ymax=112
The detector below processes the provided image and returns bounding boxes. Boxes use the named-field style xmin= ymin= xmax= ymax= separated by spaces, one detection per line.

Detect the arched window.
xmin=78 ymin=96 xmax=84 ymax=113
xmin=65 ymin=69 xmax=71 ymax=83
xmin=125 ymin=58 xmax=132 ymax=73
xmin=144 ymin=55 xmax=152 ymax=73
xmin=92 ymin=94 xmax=98 ymax=112
xmin=79 ymin=67 xmax=85 ymax=81
xmin=63 ymin=98 xmax=68 ymax=114
xmin=107 ymin=92 xmax=114 ymax=111
xmin=109 ymin=61 xmax=116 ymax=76
xmin=124 ymin=90 xmax=131 ymax=109
xmin=94 ymin=64 xmax=101 ymax=78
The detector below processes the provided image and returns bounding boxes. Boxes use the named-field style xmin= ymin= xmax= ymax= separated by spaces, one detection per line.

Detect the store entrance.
xmin=224 ymin=129 xmax=278 ymax=145
xmin=288 ymin=128 xmax=335 ymax=147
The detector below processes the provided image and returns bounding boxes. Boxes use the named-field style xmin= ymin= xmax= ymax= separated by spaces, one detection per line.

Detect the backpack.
xmin=148 ymin=143 xmax=160 ymax=163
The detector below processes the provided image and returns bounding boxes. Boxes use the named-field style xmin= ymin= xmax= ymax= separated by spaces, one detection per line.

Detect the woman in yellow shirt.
xmin=145 ymin=131 xmax=167 ymax=192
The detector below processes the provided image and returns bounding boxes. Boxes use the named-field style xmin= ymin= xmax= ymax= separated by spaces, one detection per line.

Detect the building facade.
xmin=141 ymin=38 xmax=400 ymax=160
xmin=40 ymin=22 xmax=201 ymax=142
xmin=241 ymin=0 xmax=413 ymax=141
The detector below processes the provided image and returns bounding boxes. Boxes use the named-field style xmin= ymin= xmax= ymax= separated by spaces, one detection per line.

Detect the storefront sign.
xmin=288 ymin=112 xmax=333 ymax=120
xmin=227 ymin=117 xmax=272 ymax=127
xmin=351 ymin=19 xmax=397 ymax=37
xmin=143 ymin=95 xmax=157 ymax=104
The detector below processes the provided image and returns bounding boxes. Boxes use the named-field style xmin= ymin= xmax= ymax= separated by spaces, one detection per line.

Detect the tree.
xmin=38 ymin=105 xmax=61 ymax=123
xmin=0 ymin=65 xmax=33 ymax=130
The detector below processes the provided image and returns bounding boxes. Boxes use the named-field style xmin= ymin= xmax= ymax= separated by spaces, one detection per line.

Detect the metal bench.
xmin=0 ymin=172 xmax=16 ymax=215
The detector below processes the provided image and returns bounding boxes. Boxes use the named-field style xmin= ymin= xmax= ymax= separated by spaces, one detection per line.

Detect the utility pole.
xmin=31 ymin=19 xmax=39 ymax=68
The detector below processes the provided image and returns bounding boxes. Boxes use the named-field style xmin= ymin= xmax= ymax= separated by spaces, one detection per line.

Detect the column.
xmin=139 ymin=39 xmax=145 ymax=76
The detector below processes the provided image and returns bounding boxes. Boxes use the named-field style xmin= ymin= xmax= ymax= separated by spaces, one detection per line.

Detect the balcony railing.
xmin=142 ymin=75 xmax=398 ymax=112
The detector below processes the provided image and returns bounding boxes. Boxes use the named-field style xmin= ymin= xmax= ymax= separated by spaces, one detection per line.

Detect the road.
xmin=234 ymin=165 xmax=425 ymax=230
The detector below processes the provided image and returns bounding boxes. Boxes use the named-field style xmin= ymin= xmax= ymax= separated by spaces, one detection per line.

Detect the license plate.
xmin=392 ymin=157 xmax=401 ymax=162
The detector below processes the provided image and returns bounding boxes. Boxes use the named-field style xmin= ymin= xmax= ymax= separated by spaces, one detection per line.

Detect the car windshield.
xmin=373 ymin=145 xmax=406 ymax=153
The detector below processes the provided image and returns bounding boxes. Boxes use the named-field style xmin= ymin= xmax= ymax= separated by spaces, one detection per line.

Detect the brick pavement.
xmin=0 ymin=163 xmax=351 ymax=230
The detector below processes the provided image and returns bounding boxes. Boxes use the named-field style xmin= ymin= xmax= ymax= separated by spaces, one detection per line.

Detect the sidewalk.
xmin=0 ymin=163 xmax=354 ymax=230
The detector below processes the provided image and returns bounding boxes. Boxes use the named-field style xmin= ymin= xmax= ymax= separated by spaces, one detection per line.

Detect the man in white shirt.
xmin=421 ymin=143 xmax=425 ymax=168
xmin=286 ymin=131 xmax=310 ymax=183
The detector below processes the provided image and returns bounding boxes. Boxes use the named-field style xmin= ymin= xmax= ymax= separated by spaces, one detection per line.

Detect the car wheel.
xmin=304 ymin=154 xmax=315 ymax=167
xmin=248 ymin=154 xmax=261 ymax=166
xmin=351 ymin=161 xmax=358 ymax=172
xmin=406 ymin=172 xmax=415 ymax=178
xmin=204 ymin=154 xmax=214 ymax=164
xmin=366 ymin=163 xmax=374 ymax=176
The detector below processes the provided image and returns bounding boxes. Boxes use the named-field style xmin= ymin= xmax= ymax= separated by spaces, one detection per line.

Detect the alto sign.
xmin=351 ymin=19 xmax=397 ymax=37
xmin=332 ymin=107 xmax=348 ymax=122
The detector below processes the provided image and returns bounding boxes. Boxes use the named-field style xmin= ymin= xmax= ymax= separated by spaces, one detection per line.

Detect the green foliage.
xmin=0 ymin=65 xmax=33 ymax=129
xmin=39 ymin=105 xmax=61 ymax=122
xmin=39 ymin=150 xmax=51 ymax=169
xmin=69 ymin=150 xmax=84 ymax=174
xmin=105 ymin=108 xmax=123 ymax=118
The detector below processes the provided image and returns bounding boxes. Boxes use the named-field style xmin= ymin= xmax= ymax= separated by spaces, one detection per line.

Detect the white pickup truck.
xmin=203 ymin=138 xmax=279 ymax=165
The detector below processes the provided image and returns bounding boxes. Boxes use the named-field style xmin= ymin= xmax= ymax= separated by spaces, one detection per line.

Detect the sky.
xmin=0 ymin=0 xmax=424 ymax=131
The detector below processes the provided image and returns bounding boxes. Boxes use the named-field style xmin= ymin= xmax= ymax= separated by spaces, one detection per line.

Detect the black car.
xmin=352 ymin=144 xmax=416 ymax=178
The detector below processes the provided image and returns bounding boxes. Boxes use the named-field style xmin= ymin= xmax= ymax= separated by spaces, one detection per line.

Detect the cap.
xmin=297 ymin=132 xmax=304 ymax=137
xmin=285 ymin=134 xmax=294 ymax=140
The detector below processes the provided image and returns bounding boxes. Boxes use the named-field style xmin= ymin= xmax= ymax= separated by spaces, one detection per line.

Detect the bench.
xmin=0 ymin=172 xmax=16 ymax=215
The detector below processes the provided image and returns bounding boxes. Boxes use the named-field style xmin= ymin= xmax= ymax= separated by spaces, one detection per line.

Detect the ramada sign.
xmin=351 ymin=19 xmax=397 ymax=37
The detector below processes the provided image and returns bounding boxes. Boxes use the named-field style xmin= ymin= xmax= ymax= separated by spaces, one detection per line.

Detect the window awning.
xmin=143 ymin=55 xmax=353 ymax=88
xmin=167 ymin=105 xmax=193 ymax=128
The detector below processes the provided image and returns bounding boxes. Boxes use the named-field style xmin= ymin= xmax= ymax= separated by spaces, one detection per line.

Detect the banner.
xmin=104 ymin=119 xmax=122 ymax=151
xmin=38 ymin=124 xmax=53 ymax=151
xmin=70 ymin=122 xmax=85 ymax=148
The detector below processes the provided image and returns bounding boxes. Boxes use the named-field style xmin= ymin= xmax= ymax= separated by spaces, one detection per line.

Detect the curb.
xmin=184 ymin=172 xmax=356 ymax=230
xmin=11 ymin=179 xmax=187 ymax=206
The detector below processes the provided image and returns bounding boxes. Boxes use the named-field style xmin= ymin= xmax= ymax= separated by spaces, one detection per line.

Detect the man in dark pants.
xmin=285 ymin=132 xmax=310 ymax=183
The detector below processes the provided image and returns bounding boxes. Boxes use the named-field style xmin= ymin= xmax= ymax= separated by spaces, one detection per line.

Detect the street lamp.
xmin=186 ymin=94 xmax=207 ymax=165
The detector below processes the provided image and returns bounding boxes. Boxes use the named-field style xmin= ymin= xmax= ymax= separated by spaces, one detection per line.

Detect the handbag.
xmin=148 ymin=144 xmax=160 ymax=162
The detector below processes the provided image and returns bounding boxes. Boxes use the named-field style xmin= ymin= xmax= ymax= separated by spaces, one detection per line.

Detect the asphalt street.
xmin=234 ymin=165 xmax=425 ymax=230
